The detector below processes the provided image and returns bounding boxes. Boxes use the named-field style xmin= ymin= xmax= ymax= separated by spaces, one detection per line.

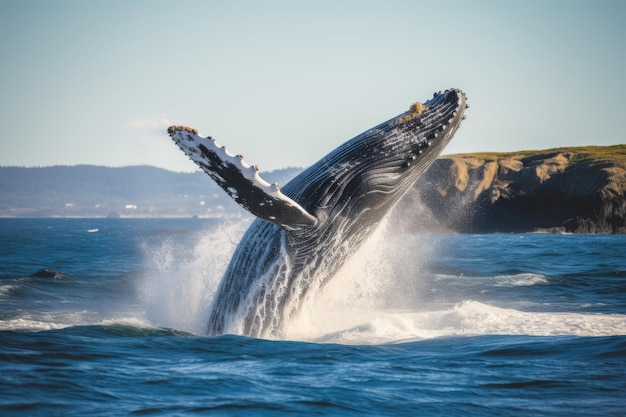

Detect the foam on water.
xmin=1 ymin=317 xmax=69 ymax=332
xmin=305 ymin=301 xmax=626 ymax=345
xmin=0 ymin=284 xmax=16 ymax=296
xmin=489 ymin=273 xmax=548 ymax=287
xmin=0 ymin=311 xmax=94 ymax=332
xmin=0 ymin=313 xmax=160 ymax=332
xmin=97 ymin=316 xmax=157 ymax=329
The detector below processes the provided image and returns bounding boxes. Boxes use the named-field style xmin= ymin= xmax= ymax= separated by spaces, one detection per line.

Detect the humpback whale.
xmin=168 ymin=88 xmax=468 ymax=338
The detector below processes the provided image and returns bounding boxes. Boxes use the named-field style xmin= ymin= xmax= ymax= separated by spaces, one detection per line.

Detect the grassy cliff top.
xmin=447 ymin=144 xmax=626 ymax=165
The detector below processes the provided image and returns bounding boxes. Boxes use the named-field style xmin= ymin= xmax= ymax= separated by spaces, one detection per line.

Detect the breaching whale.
xmin=168 ymin=88 xmax=468 ymax=338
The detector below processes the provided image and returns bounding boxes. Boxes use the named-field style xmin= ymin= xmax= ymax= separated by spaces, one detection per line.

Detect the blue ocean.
xmin=1 ymin=218 xmax=625 ymax=416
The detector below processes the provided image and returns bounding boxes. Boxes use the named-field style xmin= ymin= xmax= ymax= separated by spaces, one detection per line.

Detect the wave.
xmin=431 ymin=272 xmax=549 ymax=287
xmin=0 ymin=284 xmax=17 ymax=296
xmin=484 ymin=273 xmax=548 ymax=287
xmin=285 ymin=301 xmax=626 ymax=345
xmin=0 ymin=317 xmax=70 ymax=332
xmin=0 ymin=310 xmax=95 ymax=332
xmin=0 ymin=313 xmax=160 ymax=334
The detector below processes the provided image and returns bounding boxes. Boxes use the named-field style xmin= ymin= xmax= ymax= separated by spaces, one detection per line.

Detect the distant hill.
xmin=2 ymin=144 xmax=625 ymax=233
xmin=0 ymin=165 xmax=301 ymax=218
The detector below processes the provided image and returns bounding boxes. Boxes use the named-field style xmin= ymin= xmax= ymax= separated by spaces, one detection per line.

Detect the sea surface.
xmin=1 ymin=218 xmax=625 ymax=416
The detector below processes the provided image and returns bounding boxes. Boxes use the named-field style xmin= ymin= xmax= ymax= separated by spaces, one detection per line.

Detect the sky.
xmin=1 ymin=0 xmax=624 ymax=172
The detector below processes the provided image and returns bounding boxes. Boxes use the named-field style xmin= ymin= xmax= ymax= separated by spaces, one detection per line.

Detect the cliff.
xmin=412 ymin=145 xmax=626 ymax=233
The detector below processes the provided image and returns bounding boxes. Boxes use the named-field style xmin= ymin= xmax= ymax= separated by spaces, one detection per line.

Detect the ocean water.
xmin=1 ymin=218 xmax=625 ymax=416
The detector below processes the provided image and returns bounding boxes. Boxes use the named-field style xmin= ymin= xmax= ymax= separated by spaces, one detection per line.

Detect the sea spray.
xmin=282 ymin=218 xmax=438 ymax=341
xmin=137 ymin=220 xmax=249 ymax=334
xmin=134 ymin=213 xmax=441 ymax=340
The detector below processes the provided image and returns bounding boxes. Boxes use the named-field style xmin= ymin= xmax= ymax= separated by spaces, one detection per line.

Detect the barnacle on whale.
xmin=397 ymin=102 xmax=428 ymax=124
xmin=167 ymin=125 xmax=198 ymax=135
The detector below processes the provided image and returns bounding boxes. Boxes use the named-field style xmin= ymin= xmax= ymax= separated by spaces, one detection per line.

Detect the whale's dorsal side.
xmin=168 ymin=126 xmax=317 ymax=231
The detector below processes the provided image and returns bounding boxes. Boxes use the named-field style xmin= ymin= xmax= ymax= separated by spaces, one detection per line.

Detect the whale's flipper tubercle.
xmin=168 ymin=126 xmax=317 ymax=230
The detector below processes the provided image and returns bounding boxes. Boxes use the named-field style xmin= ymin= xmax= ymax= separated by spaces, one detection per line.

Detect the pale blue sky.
xmin=1 ymin=0 xmax=624 ymax=172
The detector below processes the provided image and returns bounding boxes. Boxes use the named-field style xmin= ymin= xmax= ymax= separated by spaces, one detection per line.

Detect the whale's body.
xmin=168 ymin=89 xmax=468 ymax=338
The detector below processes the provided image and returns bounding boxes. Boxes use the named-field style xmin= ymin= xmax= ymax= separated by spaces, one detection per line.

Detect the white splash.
xmin=282 ymin=219 xmax=430 ymax=341
xmin=137 ymin=220 xmax=248 ymax=334
xmin=310 ymin=301 xmax=626 ymax=345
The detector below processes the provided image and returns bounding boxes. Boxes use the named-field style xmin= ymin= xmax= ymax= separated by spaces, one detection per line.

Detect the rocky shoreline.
xmin=411 ymin=145 xmax=626 ymax=233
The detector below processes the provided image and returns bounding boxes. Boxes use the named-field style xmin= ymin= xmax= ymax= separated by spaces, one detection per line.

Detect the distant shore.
xmin=2 ymin=144 xmax=625 ymax=233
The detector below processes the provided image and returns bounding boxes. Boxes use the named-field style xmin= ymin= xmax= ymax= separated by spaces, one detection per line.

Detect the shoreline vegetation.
xmin=1 ymin=144 xmax=625 ymax=233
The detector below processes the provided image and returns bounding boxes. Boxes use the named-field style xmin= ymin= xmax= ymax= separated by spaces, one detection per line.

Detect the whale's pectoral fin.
xmin=168 ymin=126 xmax=317 ymax=230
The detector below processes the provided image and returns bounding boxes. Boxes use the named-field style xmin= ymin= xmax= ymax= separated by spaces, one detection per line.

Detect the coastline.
xmin=2 ymin=145 xmax=625 ymax=233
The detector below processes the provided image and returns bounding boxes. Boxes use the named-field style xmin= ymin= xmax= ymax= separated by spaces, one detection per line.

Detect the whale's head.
xmin=283 ymin=89 xmax=468 ymax=227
